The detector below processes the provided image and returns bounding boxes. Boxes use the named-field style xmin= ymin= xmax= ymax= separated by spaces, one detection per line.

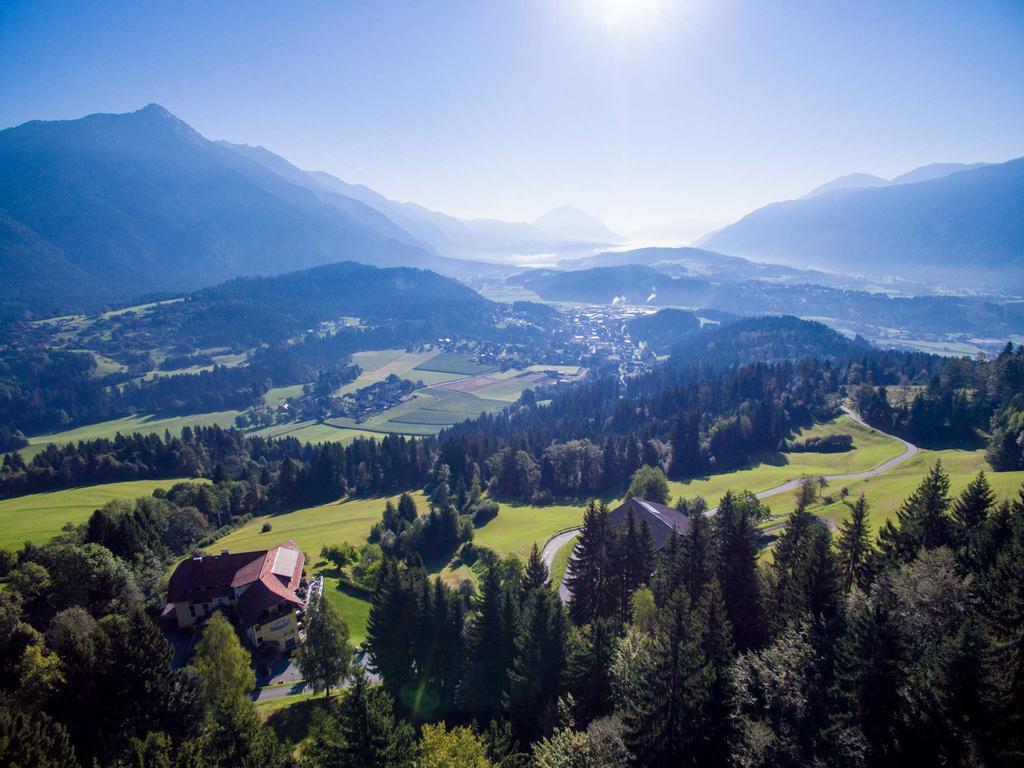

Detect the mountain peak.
xmin=533 ymin=206 xmax=623 ymax=243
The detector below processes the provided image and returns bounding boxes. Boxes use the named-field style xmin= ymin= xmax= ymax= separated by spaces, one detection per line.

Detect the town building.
xmin=165 ymin=540 xmax=307 ymax=652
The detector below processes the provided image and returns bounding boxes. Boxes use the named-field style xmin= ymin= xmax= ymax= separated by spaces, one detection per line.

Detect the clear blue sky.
xmin=2 ymin=0 xmax=1022 ymax=240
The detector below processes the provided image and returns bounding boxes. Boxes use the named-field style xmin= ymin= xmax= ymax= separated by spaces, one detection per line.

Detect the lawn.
xmin=668 ymin=415 xmax=905 ymax=508
xmin=472 ymin=500 xmax=591 ymax=558
xmin=207 ymin=491 xmax=429 ymax=557
xmin=22 ymin=411 xmax=244 ymax=460
xmin=0 ymin=478 xmax=204 ymax=549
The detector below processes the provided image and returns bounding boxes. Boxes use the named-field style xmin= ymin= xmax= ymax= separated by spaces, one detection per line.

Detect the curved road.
xmin=541 ymin=407 xmax=918 ymax=602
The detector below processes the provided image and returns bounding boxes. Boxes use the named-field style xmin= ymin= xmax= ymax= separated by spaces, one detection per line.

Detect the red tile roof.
xmin=166 ymin=541 xmax=305 ymax=627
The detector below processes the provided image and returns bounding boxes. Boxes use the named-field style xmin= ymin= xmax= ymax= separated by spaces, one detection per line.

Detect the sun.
xmin=597 ymin=0 xmax=665 ymax=31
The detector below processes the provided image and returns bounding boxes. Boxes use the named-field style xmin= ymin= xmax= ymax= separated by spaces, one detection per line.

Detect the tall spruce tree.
xmin=522 ymin=543 xmax=549 ymax=598
xmin=876 ymin=461 xmax=952 ymax=566
xmin=566 ymin=501 xmax=617 ymax=625
xmin=713 ymin=491 xmax=767 ymax=651
xmin=461 ymin=566 xmax=514 ymax=725
xmin=304 ymin=664 xmax=416 ymax=768
xmin=507 ymin=588 xmax=568 ymax=744
xmin=296 ymin=591 xmax=352 ymax=697
xmin=952 ymin=471 xmax=995 ymax=566
xmin=836 ymin=494 xmax=873 ymax=593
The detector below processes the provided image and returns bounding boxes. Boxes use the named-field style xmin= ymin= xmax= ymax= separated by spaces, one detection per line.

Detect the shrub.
xmin=261 ymin=522 xmax=273 ymax=533
xmin=471 ymin=500 xmax=499 ymax=526
xmin=786 ymin=434 xmax=854 ymax=453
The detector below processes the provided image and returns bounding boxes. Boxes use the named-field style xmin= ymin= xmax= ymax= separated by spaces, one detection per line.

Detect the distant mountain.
xmin=0 ymin=105 xmax=479 ymax=317
xmin=559 ymin=245 xmax=854 ymax=288
xmin=889 ymin=162 xmax=988 ymax=185
xmin=804 ymin=173 xmax=888 ymax=198
xmin=803 ymin=162 xmax=989 ymax=198
xmin=508 ymin=263 xmax=1024 ymax=341
xmin=703 ymin=157 xmax=1024 ymax=290
xmin=221 ymin=143 xmax=608 ymax=260
xmin=510 ymin=265 xmax=711 ymax=306
xmin=532 ymin=206 xmax=622 ymax=244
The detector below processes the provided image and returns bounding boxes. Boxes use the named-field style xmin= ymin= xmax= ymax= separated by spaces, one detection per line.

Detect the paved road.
xmin=540 ymin=529 xmax=580 ymax=603
xmin=542 ymin=407 xmax=919 ymax=602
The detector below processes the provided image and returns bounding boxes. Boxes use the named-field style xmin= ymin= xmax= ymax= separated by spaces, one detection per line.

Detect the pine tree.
xmin=461 ymin=566 xmax=513 ymax=725
xmin=565 ymin=501 xmax=612 ymax=625
xmin=304 ymin=664 xmax=416 ymax=768
xmin=829 ymin=581 xmax=908 ymax=767
xmin=0 ymin=707 xmax=78 ymax=768
xmin=522 ymin=543 xmax=549 ymax=598
xmin=952 ymin=471 xmax=995 ymax=566
xmin=507 ymin=588 xmax=568 ymax=744
xmin=876 ymin=461 xmax=952 ymax=566
xmin=366 ymin=559 xmax=417 ymax=703
xmin=713 ymin=491 xmax=766 ymax=651
xmin=568 ymin=617 xmax=619 ymax=726
xmin=397 ymin=491 xmax=417 ymax=523
xmin=836 ymin=494 xmax=872 ymax=593
xmin=296 ymin=591 xmax=352 ymax=697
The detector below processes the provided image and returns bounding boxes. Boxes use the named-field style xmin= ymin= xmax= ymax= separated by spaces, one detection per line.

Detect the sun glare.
xmin=597 ymin=0 xmax=666 ymax=31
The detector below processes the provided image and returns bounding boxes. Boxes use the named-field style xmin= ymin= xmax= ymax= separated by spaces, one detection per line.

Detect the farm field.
xmin=251 ymin=420 xmax=377 ymax=445
xmin=0 ymin=477 xmax=204 ymax=550
xmin=413 ymin=352 xmax=499 ymax=376
xmin=335 ymin=348 xmax=462 ymax=395
xmin=668 ymin=414 xmax=906 ymax=509
xmin=22 ymin=410 xmax=244 ymax=460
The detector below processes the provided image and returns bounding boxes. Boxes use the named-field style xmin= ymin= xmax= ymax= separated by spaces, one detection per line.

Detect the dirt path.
xmin=542 ymin=407 xmax=919 ymax=603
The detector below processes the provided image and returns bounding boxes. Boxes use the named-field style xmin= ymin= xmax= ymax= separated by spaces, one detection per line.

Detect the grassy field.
xmin=812 ymin=447 xmax=1024 ymax=533
xmin=668 ymin=415 xmax=905 ymax=508
xmin=472 ymin=501 xmax=592 ymax=558
xmin=208 ymin=491 xmax=429 ymax=556
xmin=0 ymin=478 xmax=203 ymax=550
xmin=251 ymin=420 xmax=381 ymax=445
xmin=23 ymin=411 xmax=243 ymax=460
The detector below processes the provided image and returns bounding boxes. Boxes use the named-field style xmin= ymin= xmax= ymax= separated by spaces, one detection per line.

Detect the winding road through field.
xmin=541 ymin=407 xmax=918 ymax=603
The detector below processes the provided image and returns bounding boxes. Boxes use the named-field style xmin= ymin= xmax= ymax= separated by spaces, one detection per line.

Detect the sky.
xmin=2 ymin=0 xmax=1023 ymax=241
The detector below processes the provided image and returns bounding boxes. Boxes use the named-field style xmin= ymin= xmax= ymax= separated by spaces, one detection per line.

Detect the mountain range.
xmin=803 ymin=162 xmax=989 ymax=197
xmin=703 ymin=157 xmax=1024 ymax=290
xmin=0 ymin=105 xmax=617 ymax=317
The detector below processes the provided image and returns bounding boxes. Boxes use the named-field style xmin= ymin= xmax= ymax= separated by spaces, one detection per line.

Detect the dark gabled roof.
xmin=167 ymin=550 xmax=265 ymax=603
xmin=609 ymin=497 xmax=693 ymax=550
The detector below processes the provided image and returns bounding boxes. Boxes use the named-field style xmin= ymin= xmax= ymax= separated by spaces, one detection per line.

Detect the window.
xmin=189 ymin=605 xmax=196 ymax=617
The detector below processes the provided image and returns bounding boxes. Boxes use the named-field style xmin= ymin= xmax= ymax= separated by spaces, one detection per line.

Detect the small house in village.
xmin=165 ymin=540 xmax=307 ymax=652
xmin=609 ymin=497 xmax=693 ymax=550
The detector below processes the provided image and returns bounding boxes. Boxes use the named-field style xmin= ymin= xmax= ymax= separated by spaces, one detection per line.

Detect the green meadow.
xmin=668 ymin=415 xmax=905 ymax=505
xmin=0 ymin=478 xmax=203 ymax=550
xmin=22 ymin=410 xmax=243 ymax=460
